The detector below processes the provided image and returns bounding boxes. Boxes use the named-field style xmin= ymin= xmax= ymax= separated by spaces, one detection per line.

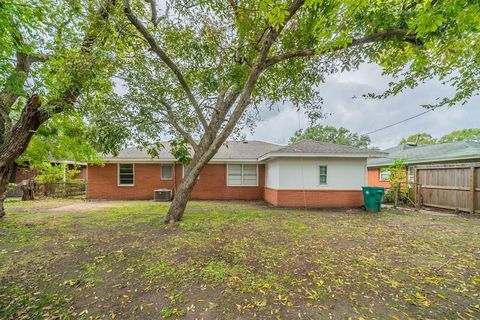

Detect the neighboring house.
xmin=87 ymin=140 xmax=383 ymax=208
xmin=367 ymin=141 xmax=480 ymax=187
xmin=8 ymin=162 xmax=88 ymax=184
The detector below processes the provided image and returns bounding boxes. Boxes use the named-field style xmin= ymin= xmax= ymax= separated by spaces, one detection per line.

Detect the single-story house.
xmin=367 ymin=141 xmax=480 ymax=187
xmin=87 ymin=140 xmax=383 ymax=207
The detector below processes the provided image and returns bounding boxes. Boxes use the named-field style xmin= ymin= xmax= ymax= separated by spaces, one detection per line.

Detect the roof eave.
xmin=366 ymin=154 xmax=480 ymax=167
xmin=258 ymin=152 xmax=380 ymax=161
xmin=101 ymin=158 xmax=264 ymax=164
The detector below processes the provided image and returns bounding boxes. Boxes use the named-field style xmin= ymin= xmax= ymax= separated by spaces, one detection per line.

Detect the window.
xmin=227 ymin=164 xmax=258 ymax=186
xmin=161 ymin=164 xmax=173 ymax=180
xmin=118 ymin=164 xmax=134 ymax=186
xmin=379 ymin=169 xmax=391 ymax=182
xmin=319 ymin=166 xmax=327 ymax=185
xmin=408 ymin=166 xmax=415 ymax=185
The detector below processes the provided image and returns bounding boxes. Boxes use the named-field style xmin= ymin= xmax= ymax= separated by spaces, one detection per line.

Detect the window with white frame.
xmin=118 ymin=164 xmax=134 ymax=186
xmin=379 ymin=169 xmax=391 ymax=181
xmin=161 ymin=164 xmax=173 ymax=180
xmin=227 ymin=164 xmax=258 ymax=186
xmin=408 ymin=166 xmax=415 ymax=185
xmin=319 ymin=165 xmax=327 ymax=184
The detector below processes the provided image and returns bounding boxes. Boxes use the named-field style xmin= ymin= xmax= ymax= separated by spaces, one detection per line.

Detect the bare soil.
xmin=1 ymin=200 xmax=479 ymax=319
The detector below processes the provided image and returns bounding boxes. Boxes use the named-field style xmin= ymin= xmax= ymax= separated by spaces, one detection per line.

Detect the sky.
xmin=247 ymin=63 xmax=480 ymax=149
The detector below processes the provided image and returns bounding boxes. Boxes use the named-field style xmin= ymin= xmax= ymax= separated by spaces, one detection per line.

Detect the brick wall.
xmin=264 ymin=187 xmax=363 ymax=208
xmin=186 ymin=164 xmax=265 ymax=200
xmin=367 ymin=167 xmax=410 ymax=188
xmin=87 ymin=163 xmax=174 ymax=200
xmin=87 ymin=163 xmax=265 ymax=200
xmin=264 ymin=186 xmax=278 ymax=206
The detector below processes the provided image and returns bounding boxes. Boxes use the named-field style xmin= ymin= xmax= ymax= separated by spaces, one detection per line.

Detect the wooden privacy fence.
xmin=7 ymin=182 xmax=86 ymax=198
xmin=415 ymin=162 xmax=480 ymax=213
xmin=36 ymin=182 xmax=86 ymax=197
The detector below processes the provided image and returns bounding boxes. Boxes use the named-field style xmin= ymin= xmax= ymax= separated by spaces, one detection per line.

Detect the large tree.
xmin=0 ymin=0 xmax=119 ymax=217
xmin=399 ymin=128 xmax=480 ymax=145
xmin=110 ymin=0 xmax=479 ymax=223
xmin=438 ymin=128 xmax=480 ymax=143
xmin=399 ymin=133 xmax=436 ymax=145
xmin=290 ymin=125 xmax=371 ymax=147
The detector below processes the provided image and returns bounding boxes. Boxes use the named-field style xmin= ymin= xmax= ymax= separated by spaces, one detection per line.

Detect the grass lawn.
xmin=1 ymin=199 xmax=479 ymax=319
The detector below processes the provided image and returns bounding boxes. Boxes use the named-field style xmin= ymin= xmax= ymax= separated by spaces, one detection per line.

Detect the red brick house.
xmin=367 ymin=141 xmax=480 ymax=188
xmin=87 ymin=140 xmax=383 ymax=207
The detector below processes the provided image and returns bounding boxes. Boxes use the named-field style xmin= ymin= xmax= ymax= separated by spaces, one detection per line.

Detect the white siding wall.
xmin=265 ymin=158 xmax=367 ymax=190
xmin=265 ymin=159 xmax=280 ymax=188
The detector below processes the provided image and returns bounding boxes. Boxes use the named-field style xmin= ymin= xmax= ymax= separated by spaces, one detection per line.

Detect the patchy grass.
xmin=1 ymin=200 xmax=479 ymax=319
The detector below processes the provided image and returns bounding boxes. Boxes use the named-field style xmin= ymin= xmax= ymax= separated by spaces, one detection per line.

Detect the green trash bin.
xmin=362 ymin=186 xmax=385 ymax=212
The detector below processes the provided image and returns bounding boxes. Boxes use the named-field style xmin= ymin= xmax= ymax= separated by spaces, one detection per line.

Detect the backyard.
xmin=0 ymin=199 xmax=479 ymax=320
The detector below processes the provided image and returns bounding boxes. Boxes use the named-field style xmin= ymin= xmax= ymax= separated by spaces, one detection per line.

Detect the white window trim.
xmin=379 ymin=169 xmax=391 ymax=182
xmin=408 ymin=166 xmax=415 ymax=184
xmin=117 ymin=163 xmax=135 ymax=187
xmin=160 ymin=164 xmax=173 ymax=180
xmin=226 ymin=164 xmax=259 ymax=187
xmin=318 ymin=165 xmax=328 ymax=185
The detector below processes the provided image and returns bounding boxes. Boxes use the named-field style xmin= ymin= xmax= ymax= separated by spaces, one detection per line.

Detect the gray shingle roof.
xmin=104 ymin=140 xmax=282 ymax=161
xmin=258 ymin=140 xmax=385 ymax=160
xmin=367 ymin=141 xmax=480 ymax=167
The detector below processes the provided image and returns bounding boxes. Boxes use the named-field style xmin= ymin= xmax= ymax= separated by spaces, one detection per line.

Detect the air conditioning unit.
xmin=154 ymin=189 xmax=172 ymax=202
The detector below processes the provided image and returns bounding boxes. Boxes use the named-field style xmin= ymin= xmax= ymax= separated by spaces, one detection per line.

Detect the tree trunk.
xmin=393 ymin=183 xmax=399 ymax=209
xmin=20 ymin=179 xmax=35 ymax=201
xmin=0 ymin=165 xmax=11 ymax=218
xmin=0 ymin=95 xmax=47 ymax=219
xmin=164 ymin=161 xmax=203 ymax=224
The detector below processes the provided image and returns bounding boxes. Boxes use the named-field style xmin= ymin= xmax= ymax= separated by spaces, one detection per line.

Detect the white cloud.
xmin=248 ymin=63 xmax=480 ymax=149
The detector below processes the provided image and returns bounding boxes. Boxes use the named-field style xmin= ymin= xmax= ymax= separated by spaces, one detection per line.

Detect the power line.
xmin=363 ymin=109 xmax=433 ymax=136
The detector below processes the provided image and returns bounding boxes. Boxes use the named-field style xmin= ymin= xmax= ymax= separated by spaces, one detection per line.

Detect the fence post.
xmin=471 ymin=166 xmax=476 ymax=214
xmin=414 ymin=168 xmax=420 ymax=210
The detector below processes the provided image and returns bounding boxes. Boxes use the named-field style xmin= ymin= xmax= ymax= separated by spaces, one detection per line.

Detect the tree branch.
xmin=150 ymin=95 xmax=199 ymax=152
xmin=123 ymin=0 xmax=209 ymax=130
xmin=264 ymin=29 xmax=420 ymax=68
xmin=213 ymin=0 xmax=305 ymax=146
xmin=146 ymin=0 xmax=166 ymax=27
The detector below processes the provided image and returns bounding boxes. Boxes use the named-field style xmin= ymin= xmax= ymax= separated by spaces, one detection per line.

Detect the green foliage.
xmin=33 ymin=163 xmax=81 ymax=184
xmin=400 ymin=129 xmax=480 ymax=145
xmin=383 ymin=184 xmax=414 ymax=206
xmin=399 ymin=133 xmax=436 ymax=145
xmin=6 ymin=183 xmax=17 ymax=193
xmin=170 ymin=140 xmax=192 ymax=165
xmin=2 ymin=200 xmax=480 ymax=318
xmin=438 ymin=128 xmax=480 ymax=143
xmin=290 ymin=125 xmax=371 ymax=147
xmin=383 ymin=159 xmax=414 ymax=206
xmin=108 ymin=0 xmax=479 ymax=151
xmin=1 ymin=0 xmax=122 ymax=161
xmin=386 ymin=159 xmax=407 ymax=185
xmin=17 ymin=114 xmax=102 ymax=168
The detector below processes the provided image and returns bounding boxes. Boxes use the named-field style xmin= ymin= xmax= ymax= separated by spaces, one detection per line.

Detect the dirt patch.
xmin=47 ymin=201 xmax=124 ymax=213
xmin=1 ymin=200 xmax=480 ymax=320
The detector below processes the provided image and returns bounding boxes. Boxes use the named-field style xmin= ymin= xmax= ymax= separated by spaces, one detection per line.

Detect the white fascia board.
xmin=258 ymin=153 xmax=373 ymax=161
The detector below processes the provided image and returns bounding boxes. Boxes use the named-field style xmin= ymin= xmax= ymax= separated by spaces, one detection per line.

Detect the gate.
xmin=415 ymin=162 xmax=480 ymax=213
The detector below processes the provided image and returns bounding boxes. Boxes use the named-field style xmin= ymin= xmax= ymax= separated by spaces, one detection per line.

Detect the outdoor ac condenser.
xmin=154 ymin=189 xmax=172 ymax=202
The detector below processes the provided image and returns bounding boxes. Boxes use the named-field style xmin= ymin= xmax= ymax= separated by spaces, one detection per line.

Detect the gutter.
xmin=366 ymin=155 xmax=480 ymax=168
